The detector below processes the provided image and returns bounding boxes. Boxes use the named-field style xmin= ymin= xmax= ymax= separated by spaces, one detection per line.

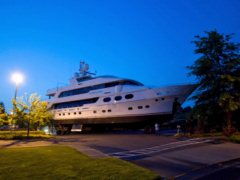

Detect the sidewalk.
xmin=132 ymin=141 xmax=240 ymax=178
xmin=0 ymin=139 xmax=58 ymax=149
xmin=0 ymin=139 xmax=106 ymax=158
xmin=1 ymin=136 xmax=240 ymax=179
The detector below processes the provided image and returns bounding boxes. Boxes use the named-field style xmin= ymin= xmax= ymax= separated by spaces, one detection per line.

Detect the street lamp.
xmin=10 ymin=72 xmax=23 ymax=130
xmin=11 ymin=73 xmax=24 ymax=99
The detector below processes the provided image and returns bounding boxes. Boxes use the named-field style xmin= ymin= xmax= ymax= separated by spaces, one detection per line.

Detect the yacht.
xmin=47 ymin=62 xmax=196 ymax=131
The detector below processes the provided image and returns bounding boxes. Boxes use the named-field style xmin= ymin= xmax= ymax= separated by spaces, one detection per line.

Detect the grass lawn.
xmin=0 ymin=146 xmax=160 ymax=180
xmin=227 ymin=134 xmax=240 ymax=144
xmin=0 ymin=131 xmax=52 ymax=140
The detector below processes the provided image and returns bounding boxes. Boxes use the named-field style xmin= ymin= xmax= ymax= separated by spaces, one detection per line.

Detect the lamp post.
xmin=11 ymin=73 xmax=24 ymax=100
xmin=11 ymin=73 xmax=24 ymax=130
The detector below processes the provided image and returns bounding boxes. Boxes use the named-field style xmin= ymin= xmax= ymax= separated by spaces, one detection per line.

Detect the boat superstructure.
xmin=47 ymin=62 xmax=196 ymax=131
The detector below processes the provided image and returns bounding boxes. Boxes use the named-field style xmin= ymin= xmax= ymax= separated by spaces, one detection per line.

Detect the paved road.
xmin=56 ymin=132 xmax=240 ymax=179
xmin=1 ymin=132 xmax=240 ymax=179
xmin=56 ymin=132 xmax=178 ymax=157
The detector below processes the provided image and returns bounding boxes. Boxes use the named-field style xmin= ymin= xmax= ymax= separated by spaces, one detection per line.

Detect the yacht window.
xmin=93 ymin=110 xmax=97 ymax=113
xmin=92 ymin=84 xmax=105 ymax=90
xmin=102 ymin=110 xmax=106 ymax=113
xmin=68 ymin=113 xmax=70 ymax=115
xmin=79 ymin=112 xmax=81 ymax=114
xmin=103 ymin=97 xmax=111 ymax=102
xmin=125 ymin=94 xmax=134 ymax=99
xmin=155 ymin=99 xmax=159 ymax=102
xmin=115 ymin=96 xmax=122 ymax=101
xmin=59 ymin=113 xmax=61 ymax=116
xmin=54 ymin=97 xmax=99 ymax=109
xmin=108 ymin=109 xmax=112 ymax=112
xmin=161 ymin=97 xmax=165 ymax=101
xmin=105 ymin=81 xmax=120 ymax=88
xmin=138 ymin=106 xmax=143 ymax=109
xmin=145 ymin=105 xmax=150 ymax=108
xmin=74 ymin=112 xmax=76 ymax=115
xmin=59 ymin=81 xmax=119 ymax=98
xmin=58 ymin=80 xmax=143 ymax=98
xmin=76 ymin=76 xmax=93 ymax=83
xmin=63 ymin=113 xmax=65 ymax=116
xmin=122 ymin=80 xmax=143 ymax=86
xmin=48 ymin=95 xmax=54 ymax=99
xmin=128 ymin=107 xmax=133 ymax=110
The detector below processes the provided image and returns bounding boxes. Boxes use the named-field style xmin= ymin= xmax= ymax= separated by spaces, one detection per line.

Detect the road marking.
xmin=107 ymin=138 xmax=213 ymax=159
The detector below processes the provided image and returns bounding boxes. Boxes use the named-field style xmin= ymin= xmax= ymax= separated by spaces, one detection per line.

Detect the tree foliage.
xmin=11 ymin=99 xmax=27 ymax=127
xmin=0 ymin=102 xmax=8 ymax=126
xmin=11 ymin=93 xmax=53 ymax=136
xmin=0 ymin=102 xmax=5 ymax=114
xmin=188 ymin=30 xmax=240 ymax=131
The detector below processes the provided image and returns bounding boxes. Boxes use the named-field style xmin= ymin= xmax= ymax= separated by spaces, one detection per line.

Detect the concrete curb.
xmin=175 ymin=158 xmax=240 ymax=180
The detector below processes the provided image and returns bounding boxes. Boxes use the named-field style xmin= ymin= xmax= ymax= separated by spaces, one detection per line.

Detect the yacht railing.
xmin=46 ymin=86 xmax=66 ymax=94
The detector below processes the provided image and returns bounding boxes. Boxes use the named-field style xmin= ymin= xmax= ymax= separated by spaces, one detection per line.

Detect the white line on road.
xmin=108 ymin=138 xmax=213 ymax=159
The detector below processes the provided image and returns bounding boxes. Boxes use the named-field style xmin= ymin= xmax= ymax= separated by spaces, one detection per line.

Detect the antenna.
xmin=84 ymin=63 xmax=89 ymax=72
xmin=78 ymin=61 xmax=96 ymax=77
xmin=79 ymin=61 xmax=85 ymax=74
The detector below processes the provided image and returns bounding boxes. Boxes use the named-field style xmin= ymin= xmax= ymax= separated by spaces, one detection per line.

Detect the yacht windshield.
xmin=54 ymin=97 xmax=99 ymax=109
xmin=59 ymin=80 xmax=143 ymax=98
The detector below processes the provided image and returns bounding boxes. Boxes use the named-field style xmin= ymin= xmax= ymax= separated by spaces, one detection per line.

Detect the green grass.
xmin=177 ymin=131 xmax=240 ymax=144
xmin=227 ymin=134 xmax=240 ymax=144
xmin=174 ymin=132 xmax=223 ymax=138
xmin=0 ymin=131 xmax=52 ymax=140
xmin=0 ymin=146 xmax=160 ymax=180
xmin=189 ymin=132 xmax=223 ymax=138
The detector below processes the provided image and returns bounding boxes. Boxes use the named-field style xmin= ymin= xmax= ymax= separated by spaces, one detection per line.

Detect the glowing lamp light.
xmin=11 ymin=73 xmax=24 ymax=85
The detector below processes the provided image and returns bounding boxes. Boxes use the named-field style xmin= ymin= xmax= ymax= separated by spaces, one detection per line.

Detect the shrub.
xmin=223 ymin=127 xmax=237 ymax=137
xmin=0 ymin=131 xmax=52 ymax=140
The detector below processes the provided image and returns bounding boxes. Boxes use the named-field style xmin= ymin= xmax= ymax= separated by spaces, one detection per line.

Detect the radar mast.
xmin=77 ymin=61 xmax=96 ymax=78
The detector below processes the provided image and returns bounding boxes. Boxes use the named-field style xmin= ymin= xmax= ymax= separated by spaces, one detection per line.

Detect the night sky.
xmin=0 ymin=0 xmax=240 ymax=111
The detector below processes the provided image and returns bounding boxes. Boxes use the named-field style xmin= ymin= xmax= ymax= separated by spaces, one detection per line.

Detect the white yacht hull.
xmin=50 ymin=84 xmax=195 ymax=125
xmin=46 ymin=62 xmax=196 ymax=128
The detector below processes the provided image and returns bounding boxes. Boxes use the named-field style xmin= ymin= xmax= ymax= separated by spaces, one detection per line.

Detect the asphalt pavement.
xmin=1 ymin=131 xmax=240 ymax=179
xmin=55 ymin=132 xmax=240 ymax=179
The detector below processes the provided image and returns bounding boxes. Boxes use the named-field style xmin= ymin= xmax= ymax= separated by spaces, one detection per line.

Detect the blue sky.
xmin=0 ymin=0 xmax=240 ymax=111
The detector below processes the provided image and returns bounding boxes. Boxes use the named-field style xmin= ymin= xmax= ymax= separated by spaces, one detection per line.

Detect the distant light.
xmin=43 ymin=126 xmax=49 ymax=134
xmin=11 ymin=73 xmax=24 ymax=85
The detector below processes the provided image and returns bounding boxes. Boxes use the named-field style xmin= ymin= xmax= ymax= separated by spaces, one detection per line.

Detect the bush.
xmin=227 ymin=134 xmax=240 ymax=144
xmin=0 ymin=131 xmax=52 ymax=140
xmin=223 ymin=127 xmax=237 ymax=137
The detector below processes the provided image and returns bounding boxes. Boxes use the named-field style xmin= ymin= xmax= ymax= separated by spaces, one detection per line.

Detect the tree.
xmin=0 ymin=102 xmax=5 ymax=114
xmin=188 ymin=30 xmax=240 ymax=131
xmin=12 ymin=93 xmax=53 ymax=136
xmin=11 ymin=99 xmax=28 ymax=129
xmin=0 ymin=102 xmax=8 ymax=126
